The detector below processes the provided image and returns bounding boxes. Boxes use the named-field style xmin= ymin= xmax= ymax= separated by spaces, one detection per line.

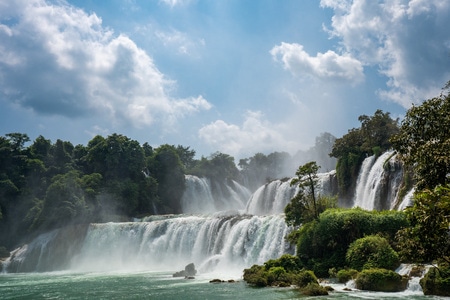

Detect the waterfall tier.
xmin=245 ymin=171 xmax=338 ymax=215
xmin=353 ymin=151 xmax=406 ymax=210
xmin=181 ymin=175 xmax=251 ymax=214
xmin=4 ymin=214 xmax=292 ymax=274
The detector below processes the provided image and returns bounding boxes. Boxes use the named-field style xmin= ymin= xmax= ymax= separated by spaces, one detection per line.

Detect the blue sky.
xmin=1 ymin=0 xmax=449 ymax=159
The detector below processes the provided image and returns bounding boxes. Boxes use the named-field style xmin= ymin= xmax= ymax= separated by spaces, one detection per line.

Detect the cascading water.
xmin=245 ymin=171 xmax=338 ymax=215
xmin=353 ymin=151 xmax=406 ymax=210
xmin=5 ymin=213 xmax=292 ymax=274
xmin=181 ymin=175 xmax=251 ymax=214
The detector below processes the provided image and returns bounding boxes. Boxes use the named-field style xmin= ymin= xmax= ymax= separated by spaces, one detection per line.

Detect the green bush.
xmin=294 ymin=270 xmax=318 ymax=288
xmin=296 ymin=208 xmax=407 ymax=277
xmin=264 ymin=254 xmax=302 ymax=272
xmin=346 ymin=235 xmax=400 ymax=271
xmin=243 ymin=265 xmax=267 ymax=287
xmin=420 ymin=265 xmax=450 ymax=296
xmin=336 ymin=268 xmax=358 ymax=283
xmin=355 ymin=268 xmax=407 ymax=292
xmin=300 ymin=283 xmax=328 ymax=296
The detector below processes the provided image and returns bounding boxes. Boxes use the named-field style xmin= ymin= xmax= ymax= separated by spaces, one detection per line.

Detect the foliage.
xmin=336 ymin=268 xmax=359 ymax=283
xmin=300 ymin=283 xmax=328 ymax=296
xmin=346 ymin=235 xmax=400 ymax=271
xmin=238 ymin=152 xmax=291 ymax=190
xmin=295 ymin=208 xmax=407 ymax=277
xmin=264 ymin=254 xmax=302 ymax=272
xmin=149 ymin=144 xmax=185 ymax=214
xmin=390 ymin=86 xmax=450 ymax=190
xmin=420 ymin=264 xmax=450 ymax=296
xmin=355 ymin=268 xmax=407 ymax=292
xmin=285 ymin=161 xmax=337 ymax=227
xmin=243 ymin=255 xmax=319 ymax=289
xmin=396 ymin=185 xmax=450 ymax=264
xmin=330 ymin=110 xmax=399 ymax=196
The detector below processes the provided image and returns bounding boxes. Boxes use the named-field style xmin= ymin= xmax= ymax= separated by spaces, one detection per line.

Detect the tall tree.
xmin=285 ymin=161 xmax=320 ymax=225
xmin=390 ymin=85 xmax=450 ymax=190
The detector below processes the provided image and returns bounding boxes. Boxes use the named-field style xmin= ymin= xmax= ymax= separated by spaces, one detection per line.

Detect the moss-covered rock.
xmin=337 ymin=268 xmax=358 ymax=283
xmin=300 ymin=283 xmax=328 ymax=296
xmin=355 ymin=268 xmax=407 ymax=292
xmin=420 ymin=265 xmax=450 ymax=296
xmin=346 ymin=235 xmax=400 ymax=271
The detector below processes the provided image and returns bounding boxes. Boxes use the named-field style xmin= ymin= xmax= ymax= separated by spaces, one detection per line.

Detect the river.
xmin=0 ymin=270 xmax=446 ymax=299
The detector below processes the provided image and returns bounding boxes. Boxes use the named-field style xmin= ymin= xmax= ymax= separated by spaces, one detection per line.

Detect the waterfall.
xmin=245 ymin=171 xmax=338 ymax=215
xmin=353 ymin=151 xmax=405 ymax=210
xmin=181 ymin=175 xmax=251 ymax=214
xmin=4 ymin=214 xmax=292 ymax=274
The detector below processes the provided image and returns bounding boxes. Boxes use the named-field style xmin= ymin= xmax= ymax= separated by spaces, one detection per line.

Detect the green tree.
xmin=330 ymin=110 xmax=399 ymax=196
xmin=396 ymin=185 xmax=450 ymax=264
xmin=285 ymin=162 xmax=320 ymax=225
xmin=33 ymin=170 xmax=88 ymax=230
xmin=150 ymin=144 xmax=185 ymax=213
xmin=390 ymin=86 xmax=450 ymax=190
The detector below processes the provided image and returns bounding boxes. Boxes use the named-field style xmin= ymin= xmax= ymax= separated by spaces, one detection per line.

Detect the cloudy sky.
xmin=1 ymin=0 xmax=449 ymax=159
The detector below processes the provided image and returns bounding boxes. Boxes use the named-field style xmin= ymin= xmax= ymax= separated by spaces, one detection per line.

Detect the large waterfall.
xmin=3 ymin=154 xmax=412 ymax=275
xmin=4 ymin=214 xmax=292 ymax=274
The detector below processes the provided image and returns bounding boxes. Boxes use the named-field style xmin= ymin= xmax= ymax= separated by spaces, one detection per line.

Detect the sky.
xmin=0 ymin=0 xmax=449 ymax=160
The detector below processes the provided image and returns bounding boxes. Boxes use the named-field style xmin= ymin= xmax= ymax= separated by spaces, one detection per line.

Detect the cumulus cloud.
xmin=0 ymin=0 xmax=211 ymax=127
xmin=321 ymin=0 xmax=450 ymax=107
xmin=270 ymin=42 xmax=364 ymax=83
xmin=198 ymin=111 xmax=300 ymax=158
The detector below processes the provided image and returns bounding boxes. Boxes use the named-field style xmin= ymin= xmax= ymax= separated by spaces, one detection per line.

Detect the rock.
xmin=185 ymin=276 xmax=195 ymax=280
xmin=409 ymin=265 xmax=424 ymax=277
xmin=355 ymin=268 xmax=407 ymax=292
xmin=172 ymin=270 xmax=186 ymax=277
xmin=185 ymin=263 xmax=197 ymax=277
xmin=173 ymin=263 xmax=197 ymax=278
xmin=420 ymin=266 xmax=450 ymax=296
xmin=210 ymin=279 xmax=224 ymax=283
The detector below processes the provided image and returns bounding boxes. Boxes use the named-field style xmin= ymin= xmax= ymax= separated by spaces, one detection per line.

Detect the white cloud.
xmin=270 ymin=42 xmax=364 ymax=84
xmin=0 ymin=0 xmax=211 ymax=127
xmin=154 ymin=28 xmax=205 ymax=56
xmin=198 ymin=111 xmax=300 ymax=158
xmin=159 ymin=0 xmax=192 ymax=8
xmin=321 ymin=0 xmax=450 ymax=107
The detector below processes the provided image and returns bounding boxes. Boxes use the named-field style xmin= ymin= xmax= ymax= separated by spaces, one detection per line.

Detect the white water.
xmin=6 ymin=213 xmax=292 ymax=275
xmin=353 ymin=151 xmax=408 ymax=210
xmin=246 ymin=171 xmax=337 ymax=215
xmin=181 ymin=175 xmax=251 ymax=214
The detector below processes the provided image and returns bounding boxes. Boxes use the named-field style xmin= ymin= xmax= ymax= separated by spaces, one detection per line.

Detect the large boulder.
xmin=420 ymin=266 xmax=450 ymax=296
xmin=173 ymin=263 xmax=197 ymax=278
xmin=355 ymin=268 xmax=407 ymax=292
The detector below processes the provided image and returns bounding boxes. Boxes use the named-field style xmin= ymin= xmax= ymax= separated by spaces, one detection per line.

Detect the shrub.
xmin=243 ymin=265 xmax=267 ymax=287
xmin=337 ymin=268 xmax=358 ymax=283
xmin=420 ymin=265 xmax=450 ymax=296
xmin=264 ymin=254 xmax=302 ymax=272
xmin=300 ymin=283 xmax=328 ymax=296
xmin=296 ymin=208 xmax=407 ymax=277
xmin=346 ymin=235 xmax=400 ymax=271
xmin=294 ymin=270 xmax=318 ymax=288
xmin=355 ymin=268 xmax=407 ymax=292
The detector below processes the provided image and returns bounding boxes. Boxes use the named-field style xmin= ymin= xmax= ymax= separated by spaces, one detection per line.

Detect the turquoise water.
xmin=0 ymin=271 xmax=447 ymax=300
